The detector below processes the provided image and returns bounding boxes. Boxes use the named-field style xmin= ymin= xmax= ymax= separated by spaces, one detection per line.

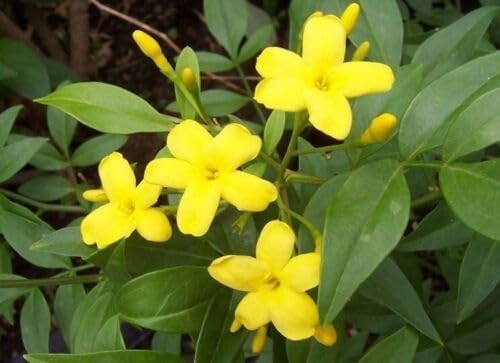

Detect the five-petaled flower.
xmin=81 ymin=152 xmax=172 ymax=249
xmin=208 ymin=220 xmax=336 ymax=348
xmin=254 ymin=9 xmax=395 ymax=140
xmin=145 ymin=120 xmax=278 ymax=237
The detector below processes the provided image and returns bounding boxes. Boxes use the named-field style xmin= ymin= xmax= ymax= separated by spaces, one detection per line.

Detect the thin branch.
xmin=0 ymin=274 xmax=102 ymax=288
xmin=0 ymin=188 xmax=86 ymax=214
xmin=69 ymin=0 xmax=90 ymax=79
xmin=0 ymin=10 xmax=42 ymax=54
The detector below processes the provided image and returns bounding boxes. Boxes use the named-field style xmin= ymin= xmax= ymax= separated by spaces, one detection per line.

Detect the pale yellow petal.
xmin=204 ymin=124 xmax=262 ymax=171
xmin=134 ymin=181 xmax=162 ymax=209
xmin=254 ymin=77 xmax=307 ymax=112
xmin=269 ymin=287 xmax=319 ymax=340
xmin=328 ymin=61 xmax=395 ymax=98
xmin=279 ymin=253 xmax=320 ymax=292
xmin=314 ymin=324 xmax=337 ymax=346
xmin=221 ymin=171 xmax=277 ymax=212
xmin=98 ymin=152 xmax=136 ymax=205
xmin=176 ymin=180 xmax=220 ymax=236
xmin=167 ymin=119 xmax=212 ymax=163
xmin=208 ymin=255 xmax=270 ymax=292
xmin=144 ymin=158 xmax=193 ymax=189
xmin=256 ymin=47 xmax=308 ymax=78
xmin=235 ymin=291 xmax=272 ymax=330
xmin=304 ymin=88 xmax=352 ymax=140
xmin=340 ymin=3 xmax=360 ymax=35
xmin=82 ymin=189 xmax=108 ymax=203
xmin=256 ymin=220 xmax=295 ymax=272
xmin=302 ymin=15 xmax=346 ymax=76
xmin=135 ymin=208 xmax=172 ymax=242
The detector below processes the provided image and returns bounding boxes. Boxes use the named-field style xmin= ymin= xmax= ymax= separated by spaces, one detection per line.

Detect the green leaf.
xmin=318 ymin=159 xmax=410 ymax=322
xmin=151 ymin=332 xmax=181 ymax=355
xmin=0 ymin=38 xmax=49 ymax=99
xmin=398 ymin=52 xmax=500 ymax=159
xmin=195 ymin=51 xmax=234 ymax=72
xmin=203 ymin=0 xmax=247 ymax=58
xmin=25 ymin=351 xmax=184 ymax=363
xmin=18 ymin=175 xmax=73 ymax=202
xmin=398 ymin=201 xmax=472 ymax=252
xmin=36 ymin=82 xmax=177 ymax=134
xmin=72 ymin=134 xmax=127 ymax=167
xmin=31 ymin=226 xmax=94 ymax=259
xmin=238 ymin=24 xmax=273 ymax=64
xmin=0 ymin=59 xmax=16 ymax=80
xmin=174 ymin=47 xmax=200 ymax=120
xmin=350 ymin=0 xmax=403 ymax=68
xmin=412 ymin=6 xmax=499 ymax=84
xmin=447 ymin=317 xmax=500 ymax=355
xmin=263 ymin=110 xmax=285 ymax=155
xmin=117 ymin=266 xmax=220 ymax=333
xmin=358 ymin=327 xmax=419 ymax=363
xmin=169 ymin=90 xmax=249 ymax=117
xmin=103 ymin=239 xmax=131 ymax=285
xmin=92 ymin=315 xmax=125 ymax=351
xmin=456 ymin=235 xmax=500 ymax=323
xmin=30 ymin=143 xmax=69 ymax=171
xmin=0 ymin=273 xmax=31 ymax=306
xmin=0 ymin=137 xmax=46 ymax=183
xmin=21 ymin=289 xmax=51 ymax=354
xmin=54 ymin=283 xmax=86 ymax=349
xmin=359 ymin=258 xmax=442 ymax=343
xmin=47 ymin=104 xmax=77 ymax=155
xmin=443 ymin=88 xmax=500 ymax=162
xmin=440 ymin=160 xmax=500 ymax=241
xmin=0 ymin=105 xmax=22 ymax=147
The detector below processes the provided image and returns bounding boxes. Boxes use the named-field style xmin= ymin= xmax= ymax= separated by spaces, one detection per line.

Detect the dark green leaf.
xmin=21 ymin=289 xmax=50 ymax=353
xmin=263 ymin=110 xmax=285 ymax=155
xmin=30 ymin=143 xmax=70 ymax=171
xmin=0 ymin=273 xmax=30 ymax=305
xmin=238 ymin=24 xmax=273 ymax=64
xmin=31 ymin=226 xmax=94 ymax=259
xmin=25 ymin=351 xmax=184 ymax=363
xmin=18 ymin=175 xmax=73 ymax=202
xmin=447 ymin=317 xmax=500 ymax=355
xmin=0 ymin=59 xmax=16 ymax=80
xmin=195 ymin=51 xmax=234 ymax=72
xmin=0 ymin=137 xmax=46 ymax=183
xmin=72 ymin=134 xmax=127 ymax=167
xmin=151 ymin=332 xmax=181 ymax=355
xmin=0 ymin=105 xmax=22 ymax=147
xmin=47 ymin=104 xmax=77 ymax=155
xmin=54 ymin=283 xmax=86 ymax=348
xmin=358 ymin=326 xmax=419 ymax=363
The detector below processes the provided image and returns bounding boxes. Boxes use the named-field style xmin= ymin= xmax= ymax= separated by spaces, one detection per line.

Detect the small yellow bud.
xmin=181 ymin=67 xmax=197 ymax=90
xmin=132 ymin=30 xmax=173 ymax=74
xmin=314 ymin=324 xmax=337 ymax=346
xmin=360 ymin=113 xmax=397 ymax=144
xmin=251 ymin=325 xmax=268 ymax=354
xmin=352 ymin=41 xmax=370 ymax=61
xmin=340 ymin=3 xmax=360 ymax=35
xmin=82 ymin=189 xmax=108 ymax=203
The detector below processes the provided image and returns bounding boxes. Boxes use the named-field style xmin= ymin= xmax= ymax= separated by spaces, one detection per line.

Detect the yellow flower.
xmin=81 ymin=152 xmax=172 ymax=249
xmin=145 ymin=120 xmax=278 ymax=237
xmin=132 ymin=30 xmax=173 ymax=75
xmin=254 ymin=10 xmax=395 ymax=140
xmin=360 ymin=112 xmax=397 ymax=144
xmin=208 ymin=220 xmax=336 ymax=346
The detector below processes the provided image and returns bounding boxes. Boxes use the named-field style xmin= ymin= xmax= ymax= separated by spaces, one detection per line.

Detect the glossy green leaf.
xmin=54 ymin=283 xmax=86 ymax=348
xmin=456 ymin=235 xmax=500 ymax=323
xmin=18 ymin=175 xmax=73 ymax=202
xmin=47 ymin=106 xmax=77 ymax=155
xmin=30 ymin=143 xmax=69 ymax=171
xmin=440 ymin=160 xmax=500 ymax=241
xmin=71 ymin=134 xmax=127 ymax=167
xmin=36 ymin=82 xmax=177 ymax=134
xmin=0 ymin=105 xmax=22 ymax=147
xmin=263 ymin=110 xmax=285 ymax=155
xmin=25 ymin=351 xmax=184 ymax=363
xmin=443 ymin=88 xmax=500 ymax=162
xmin=359 ymin=327 xmax=419 ymax=363
xmin=0 ymin=38 xmax=49 ymax=99
xmin=203 ymin=0 xmax=247 ymax=58
xmin=31 ymin=226 xmax=94 ymax=259
xmin=21 ymin=289 xmax=51 ymax=354
xmin=195 ymin=51 xmax=234 ymax=72
xmin=0 ymin=137 xmax=46 ymax=183
xmin=413 ymin=6 xmax=499 ymax=84
xmin=117 ymin=266 xmax=220 ymax=333
xmin=92 ymin=315 xmax=125 ymax=351
xmin=318 ymin=159 xmax=410 ymax=322
xmin=174 ymin=47 xmax=200 ymax=120
xmin=103 ymin=239 xmax=131 ymax=285
xmin=238 ymin=24 xmax=273 ymax=64
xmin=359 ymin=258 xmax=441 ymax=343
xmin=398 ymin=52 xmax=500 ymax=159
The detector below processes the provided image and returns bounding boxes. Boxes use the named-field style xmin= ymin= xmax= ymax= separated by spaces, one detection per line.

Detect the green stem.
xmin=411 ymin=189 xmax=442 ymax=209
xmin=159 ymin=205 xmax=178 ymax=215
xmin=277 ymin=113 xmax=307 ymax=182
xmin=0 ymin=274 xmax=103 ymax=289
xmin=258 ymin=151 xmax=281 ymax=171
xmin=285 ymin=171 xmax=325 ymax=185
xmin=235 ymin=63 xmax=267 ymax=124
xmin=292 ymin=141 xmax=363 ymax=156
xmin=0 ymin=188 xmax=86 ymax=214
xmin=277 ymin=196 xmax=322 ymax=247
xmin=404 ymin=160 xmax=443 ymax=169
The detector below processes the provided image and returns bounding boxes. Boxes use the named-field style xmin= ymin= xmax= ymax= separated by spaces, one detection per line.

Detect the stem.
xmin=277 ymin=113 xmax=307 ymax=182
xmin=277 ymin=196 xmax=322 ymax=247
xmin=411 ymin=189 xmax=442 ymax=209
xmin=0 ymin=188 xmax=86 ymax=213
xmin=0 ymin=274 xmax=103 ymax=288
xmin=285 ymin=171 xmax=325 ymax=185
xmin=292 ymin=141 xmax=363 ymax=156
xmin=235 ymin=63 xmax=267 ymax=124
xmin=258 ymin=151 xmax=281 ymax=171
xmin=404 ymin=160 xmax=443 ymax=169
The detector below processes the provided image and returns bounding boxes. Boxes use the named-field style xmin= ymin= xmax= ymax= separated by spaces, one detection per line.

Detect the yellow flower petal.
xmin=328 ymin=61 xmax=395 ymax=98
xmin=235 ymin=291 xmax=272 ymax=330
xmin=208 ymin=255 xmax=270 ymax=292
xmin=177 ymin=180 xmax=220 ymax=236
xmin=302 ymin=15 xmax=346 ymax=76
xmin=144 ymin=158 xmax=193 ymax=189
xmin=340 ymin=3 xmax=360 ymax=35
xmin=254 ymin=77 xmax=307 ymax=112
xmin=134 ymin=181 xmax=162 ymax=210
xmin=221 ymin=171 xmax=277 ymax=212
xmin=256 ymin=220 xmax=295 ymax=272
xmin=82 ymin=189 xmax=108 ymax=203
xmin=256 ymin=47 xmax=308 ymax=78
xmin=205 ymin=124 xmax=262 ymax=171
xmin=314 ymin=324 xmax=337 ymax=346
xmin=98 ymin=152 xmax=136 ymax=205
xmin=360 ymin=113 xmax=398 ymax=144
xmin=269 ymin=287 xmax=319 ymax=340
xmin=279 ymin=253 xmax=320 ymax=292
xmin=304 ymin=88 xmax=352 ymax=140
xmin=167 ymin=120 xmax=212 ymax=163
xmin=81 ymin=203 xmax=135 ymax=249
xmin=135 ymin=208 xmax=172 ymax=242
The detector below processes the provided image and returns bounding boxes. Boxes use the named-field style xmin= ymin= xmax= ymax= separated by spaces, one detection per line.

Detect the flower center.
xmin=315 ymin=77 xmax=329 ymax=91
xmin=264 ymin=275 xmax=280 ymax=290
xmin=118 ymin=200 xmax=134 ymax=214
xmin=204 ymin=167 xmax=220 ymax=180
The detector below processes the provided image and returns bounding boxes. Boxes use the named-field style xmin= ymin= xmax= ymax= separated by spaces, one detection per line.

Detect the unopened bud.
xmin=251 ymin=325 xmax=268 ymax=354
xmin=132 ymin=30 xmax=173 ymax=75
xmin=340 ymin=3 xmax=360 ymax=35
xmin=360 ymin=113 xmax=397 ymax=144
xmin=230 ymin=318 xmax=242 ymax=333
xmin=82 ymin=189 xmax=108 ymax=203
xmin=181 ymin=67 xmax=197 ymax=90
xmin=314 ymin=324 xmax=337 ymax=346
xmin=352 ymin=41 xmax=370 ymax=61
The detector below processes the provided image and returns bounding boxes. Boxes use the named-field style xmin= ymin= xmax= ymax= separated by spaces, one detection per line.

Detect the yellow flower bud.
xmin=360 ymin=113 xmax=397 ymax=144
xmin=132 ymin=30 xmax=173 ymax=75
xmin=181 ymin=67 xmax=197 ymax=90
xmin=352 ymin=41 xmax=370 ymax=61
xmin=340 ymin=3 xmax=360 ymax=35
xmin=82 ymin=189 xmax=108 ymax=203
xmin=230 ymin=318 xmax=242 ymax=333
xmin=314 ymin=324 xmax=337 ymax=346
xmin=251 ymin=325 xmax=268 ymax=354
